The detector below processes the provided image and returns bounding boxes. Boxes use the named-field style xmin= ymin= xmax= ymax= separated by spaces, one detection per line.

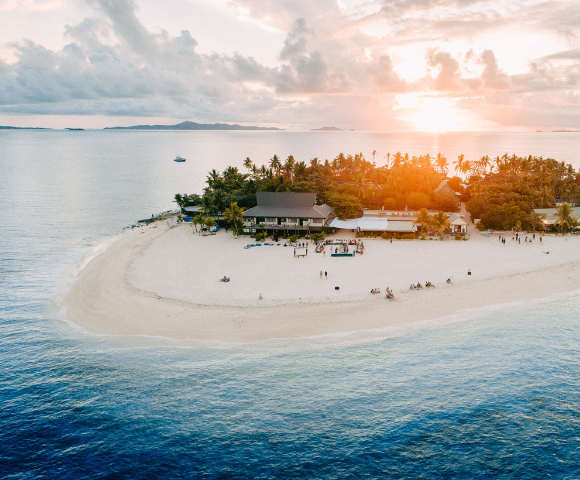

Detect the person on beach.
xmin=320 ymin=271 xmax=323 ymax=279
xmin=325 ymin=271 xmax=327 ymax=280
xmin=446 ymin=278 xmax=452 ymax=284
xmin=259 ymin=293 xmax=263 ymax=300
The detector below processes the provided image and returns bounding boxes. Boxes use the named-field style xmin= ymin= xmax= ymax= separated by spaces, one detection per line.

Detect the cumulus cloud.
xmin=279 ymin=18 xmax=311 ymax=60
xmin=426 ymin=49 xmax=463 ymax=91
xmin=480 ymin=49 xmax=510 ymax=90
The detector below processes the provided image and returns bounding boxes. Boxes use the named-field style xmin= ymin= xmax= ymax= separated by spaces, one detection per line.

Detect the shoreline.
xmin=62 ymin=221 xmax=580 ymax=343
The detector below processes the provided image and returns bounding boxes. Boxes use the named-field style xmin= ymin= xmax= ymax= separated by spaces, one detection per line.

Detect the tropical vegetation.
xmin=175 ymin=151 xmax=580 ymax=234
xmin=463 ymin=154 xmax=580 ymax=231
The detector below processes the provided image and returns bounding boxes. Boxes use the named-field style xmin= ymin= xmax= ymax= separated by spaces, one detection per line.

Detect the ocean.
xmin=1 ymin=129 xmax=579 ymax=478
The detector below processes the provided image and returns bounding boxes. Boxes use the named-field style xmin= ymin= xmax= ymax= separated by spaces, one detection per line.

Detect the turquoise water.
xmin=1 ymin=130 xmax=580 ymax=478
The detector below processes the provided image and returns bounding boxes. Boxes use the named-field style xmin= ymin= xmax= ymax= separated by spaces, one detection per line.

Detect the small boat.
xmin=174 ymin=156 xmax=186 ymax=162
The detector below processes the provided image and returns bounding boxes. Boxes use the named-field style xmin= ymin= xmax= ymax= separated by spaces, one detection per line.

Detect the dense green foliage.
xmin=175 ymin=150 xmax=580 ymax=233
xmin=463 ymin=154 xmax=580 ymax=231
xmin=176 ymin=152 xmax=460 ymax=219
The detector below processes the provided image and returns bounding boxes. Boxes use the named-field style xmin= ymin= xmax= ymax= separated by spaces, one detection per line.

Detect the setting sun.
xmin=412 ymin=97 xmax=464 ymax=132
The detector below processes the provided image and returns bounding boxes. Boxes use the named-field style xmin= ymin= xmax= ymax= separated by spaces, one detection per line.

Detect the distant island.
xmin=536 ymin=130 xmax=580 ymax=133
xmin=66 ymin=128 xmax=85 ymax=131
xmin=104 ymin=121 xmax=283 ymax=131
xmin=0 ymin=126 xmax=50 ymax=130
xmin=311 ymin=126 xmax=344 ymax=131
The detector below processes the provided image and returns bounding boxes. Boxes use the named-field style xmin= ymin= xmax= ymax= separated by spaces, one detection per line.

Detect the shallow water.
xmin=1 ymin=130 xmax=580 ymax=478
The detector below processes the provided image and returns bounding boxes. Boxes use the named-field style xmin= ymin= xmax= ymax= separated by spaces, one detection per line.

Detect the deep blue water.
xmin=1 ymin=130 xmax=580 ymax=478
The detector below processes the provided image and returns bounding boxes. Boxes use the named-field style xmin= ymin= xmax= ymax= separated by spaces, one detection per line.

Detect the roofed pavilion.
xmin=243 ymin=192 xmax=335 ymax=235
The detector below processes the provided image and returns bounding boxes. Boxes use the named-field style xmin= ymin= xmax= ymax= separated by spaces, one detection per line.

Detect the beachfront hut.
xmin=242 ymin=192 xmax=335 ymax=236
xmin=448 ymin=214 xmax=468 ymax=234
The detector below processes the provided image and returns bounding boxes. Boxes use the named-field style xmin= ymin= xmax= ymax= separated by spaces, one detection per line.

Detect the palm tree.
xmin=462 ymin=160 xmax=471 ymax=176
xmin=536 ymin=185 xmax=555 ymax=208
xmin=269 ymin=154 xmax=282 ymax=173
xmin=283 ymin=155 xmax=295 ymax=172
xmin=392 ymin=152 xmax=403 ymax=168
xmin=192 ymin=214 xmax=203 ymax=233
xmin=436 ymin=153 xmax=449 ymax=175
xmin=431 ymin=211 xmax=451 ymax=236
xmin=385 ymin=152 xmax=391 ymax=168
xmin=203 ymin=217 xmax=216 ymax=230
xmin=294 ymin=161 xmax=307 ymax=180
xmin=206 ymin=169 xmax=222 ymax=189
xmin=174 ymin=193 xmax=184 ymax=209
xmin=243 ymin=157 xmax=253 ymax=171
xmin=224 ymin=202 xmax=245 ymax=236
xmin=352 ymin=174 xmax=377 ymax=201
xmin=454 ymin=154 xmax=465 ymax=175
xmin=201 ymin=195 xmax=216 ymax=216
xmin=413 ymin=208 xmax=431 ymax=234
xmin=554 ymin=203 xmax=575 ymax=232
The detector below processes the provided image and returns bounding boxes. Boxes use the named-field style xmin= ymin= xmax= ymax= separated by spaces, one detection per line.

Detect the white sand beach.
xmin=62 ymin=219 xmax=580 ymax=342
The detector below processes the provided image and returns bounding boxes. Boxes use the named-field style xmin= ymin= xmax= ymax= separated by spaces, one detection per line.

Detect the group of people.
xmin=410 ymin=281 xmax=435 ymax=290
xmin=315 ymin=238 xmax=362 ymax=254
xmin=333 ymin=244 xmax=351 ymax=254
xmin=503 ymin=232 xmax=542 ymax=245
xmin=371 ymin=287 xmax=395 ymax=299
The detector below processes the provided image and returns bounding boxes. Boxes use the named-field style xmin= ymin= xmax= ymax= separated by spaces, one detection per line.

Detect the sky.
xmin=1 ymin=0 xmax=580 ymax=131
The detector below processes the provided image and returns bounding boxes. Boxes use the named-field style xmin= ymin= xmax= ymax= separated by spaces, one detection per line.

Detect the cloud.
xmin=426 ymin=49 xmax=463 ymax=91
xmin=279 ymin=18 xmax=311 ymax=60
xmin=1 ymin=0 xmax=580 ymax=130
xmin=0 ymin=0 xmax=66 ymax=12
xmin=480 ymin=49 xmax=510 ymax=90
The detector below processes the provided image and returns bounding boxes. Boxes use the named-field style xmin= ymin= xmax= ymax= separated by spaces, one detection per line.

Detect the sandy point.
xmin=62 ymin=221 xmax=580 ymax=342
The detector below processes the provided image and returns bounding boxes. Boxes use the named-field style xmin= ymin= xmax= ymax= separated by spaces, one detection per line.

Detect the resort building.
xmin=434 ymin=179 xmax=461 ymax=199
xmin=242 ymin=192 xmax=335 ymax=235
xmin=330 ymin=209 xmax=468 ymax=235
xmin=533 ymin=207 xmax=580 ymax=230
xmin=330 ymin=210 xmax=416 ymax=233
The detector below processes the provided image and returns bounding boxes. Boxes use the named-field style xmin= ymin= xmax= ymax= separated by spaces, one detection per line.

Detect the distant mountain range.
xmin=105 ymin=121 xmax=283 ymax=131
xmin=311 ymin=126 xmax=344 ymax=131
xmin=0 ymin=126 xmax=50 ymax=130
